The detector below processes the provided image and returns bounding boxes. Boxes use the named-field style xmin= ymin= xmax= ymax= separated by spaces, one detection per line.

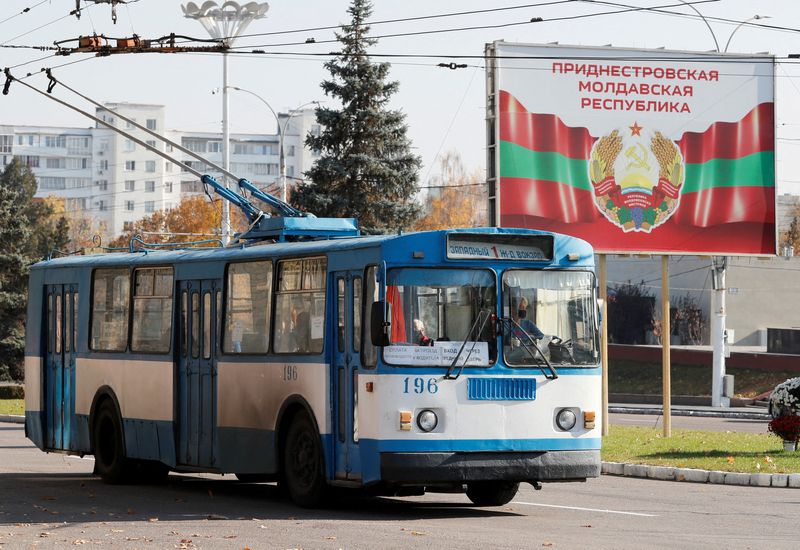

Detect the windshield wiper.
xmin=499 ymin=317 xmax=558 ymax=380
xmin=443 ymin=308 xmax=492 ymax=380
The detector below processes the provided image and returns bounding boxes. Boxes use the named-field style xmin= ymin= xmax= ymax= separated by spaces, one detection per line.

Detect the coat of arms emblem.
xmin=589 ymin=122 xmax=684 ymax=232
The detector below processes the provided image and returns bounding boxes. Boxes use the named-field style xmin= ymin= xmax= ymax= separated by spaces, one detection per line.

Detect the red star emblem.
xmin=629 ymin=122 xmax=643 ymax=136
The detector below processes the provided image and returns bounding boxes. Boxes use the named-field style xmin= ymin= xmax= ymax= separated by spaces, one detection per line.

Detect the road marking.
xmin=513 ymin=501 xmax=657 ymax=517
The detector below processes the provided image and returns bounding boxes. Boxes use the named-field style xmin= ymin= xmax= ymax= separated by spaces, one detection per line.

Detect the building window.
xmin=124 ymin=140 xmax=135 ymax=152
xmin=125 ymin=160 xmax=135 ymax=171
xmin=98 ymin=200 xmax=107 ymax=212
xmin=0 ymin=135 xmax=12 ymax=153
xmin=99 ymin=159 xmax=109 ymax=170
xmin=144 ymin=201 xmax=155 ymax=213
xmin=46 ymin=158 xmax=65 ymax=169
xmin=98 ymin=139 xmax=110 ymax=152
xmin=146 ymin=119 xmax=157 ymax=131
xmin=183 ymin=139 xmax=206 ymax=153
xmin=286 ymin=145 xmax=296 ymax=157
xmin=123 ymin=221 xmax=133 ymax=231
xmin=97 ymin=180 xmax=108 ymax=191
xmin=125 ymin=180 xmax=135 ymax=191
xmin=208 ymin=141 xmax=221 ymax=153
xmin=287 ymin=165 xmax=295 ymax=177
xmin=90 ymin=268 xmax=130 ymax=352
xmin=267 ymin=163 xmax=279 ymax=175
xmin=165 ymin=181 xmax=173 ymax=193
xmin=165 ymin=161 xmax=173 ymax=173
xmin=145 ymin=180 xmax=155 ymax=192
xmin=145 ymin=160 xmax=156 ymax=172
xmin=125 ymin=200 xmax=135 ymax=211
xmin=15 ymin=155 xmax=39 ymax=167
xmin=181 ymin=180 xmax=200 ymax=193
xmin=40 ymin=177 xmax=66 ymax=190
xmin=66 ymin=178 xmax=89 ymax=189
xmin=44 ymin=135 xmax=67 ymax=148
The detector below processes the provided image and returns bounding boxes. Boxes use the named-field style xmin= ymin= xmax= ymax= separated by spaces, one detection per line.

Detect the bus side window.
xmin=181 ymin=291 xmax=188 ymax=357
xmin=90 ymin=268 xmax=130 ymax=352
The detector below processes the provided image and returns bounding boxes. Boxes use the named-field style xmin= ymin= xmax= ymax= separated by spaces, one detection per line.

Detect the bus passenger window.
xmin=90 ymin=268 xmax=130 ymax=352
xmin=55 ymin=294 xmax=62 ymax=354
xmin=203 ymin=292 xmax=211 ymax=360
xmin=337 ymin=278 xmax=345 ymax=352
xmin=353 ymin=277 xmax=362 ymax=353
xmin=181 ymin=291 xmax=188 ymax=357
xmin=131 ymin=268 xmax=174 ymax=353
xmin=224 ymin=261 xmax=272 ymax=354
xmin=274 ymin=257 xmax=326 ymax=354
xmin=191 ymin=292 xmax=200 ymax=359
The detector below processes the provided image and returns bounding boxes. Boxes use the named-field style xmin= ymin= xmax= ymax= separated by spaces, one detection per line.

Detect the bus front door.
xmin=332 ymin=270 xmax=363 ymax=481
xmin=44 ymin=284 xmax=78 ymax=451
xmin=177 ymin=280 xmax=220 ymax=468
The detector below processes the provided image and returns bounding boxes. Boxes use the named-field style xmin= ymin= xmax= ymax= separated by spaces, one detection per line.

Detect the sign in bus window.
xmin=384 ymin=268 xmax=496 ymax=366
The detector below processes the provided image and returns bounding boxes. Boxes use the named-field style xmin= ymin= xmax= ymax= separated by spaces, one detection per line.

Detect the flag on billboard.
xmin=494 ymin=44 xmax=776 ymax=255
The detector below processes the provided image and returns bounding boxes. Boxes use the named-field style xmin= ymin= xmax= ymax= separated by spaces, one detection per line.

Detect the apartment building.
xmin=0 ymin=102 xmax=318 ymax=239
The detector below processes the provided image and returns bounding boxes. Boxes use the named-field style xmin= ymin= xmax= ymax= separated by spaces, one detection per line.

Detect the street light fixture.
xmin=229 ymin=86 xmax=318 ymax=203
xmin=182 ymin=1 xmax=269 ymax=244
xmin=723 ymin=15 xmax=770 ymax=53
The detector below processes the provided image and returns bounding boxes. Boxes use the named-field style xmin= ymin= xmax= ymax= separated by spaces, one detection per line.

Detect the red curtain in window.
xmin=386 ymin=285 xmax=407 ymax=343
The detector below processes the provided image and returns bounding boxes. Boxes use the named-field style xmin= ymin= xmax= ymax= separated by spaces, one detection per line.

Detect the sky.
xmin=2 ymin=0 xmax=800 ymax=194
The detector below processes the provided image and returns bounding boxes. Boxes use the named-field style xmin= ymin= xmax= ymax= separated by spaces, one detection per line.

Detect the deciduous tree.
xmin=414 ymin=152 xmax=487 ymax=231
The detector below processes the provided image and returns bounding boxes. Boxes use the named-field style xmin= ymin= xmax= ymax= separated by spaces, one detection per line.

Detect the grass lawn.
xmin=609 ymin=359 xmax=796 ymax=398
xmin=603 ymin=425 xmax=800 ymax=474
xmin=0 ymin=399 xmax=24 ymax=416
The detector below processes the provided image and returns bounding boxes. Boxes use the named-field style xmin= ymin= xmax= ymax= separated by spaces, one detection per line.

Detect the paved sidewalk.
xmin=609 ymin=402 xmax=769 ymax=420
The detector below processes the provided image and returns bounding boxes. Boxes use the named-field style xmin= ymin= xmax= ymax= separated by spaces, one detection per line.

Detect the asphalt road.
xmin=0 ymin=421 xmax=796 ymax=549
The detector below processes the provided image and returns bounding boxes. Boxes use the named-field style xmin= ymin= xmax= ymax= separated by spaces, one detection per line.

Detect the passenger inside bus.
xmin=293 ymin=305 xmax=311 ymax=353
xmin=412 ymin=319 xmax=433 ymax=346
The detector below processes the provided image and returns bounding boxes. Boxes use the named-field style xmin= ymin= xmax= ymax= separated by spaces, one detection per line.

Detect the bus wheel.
xmin=283 ymin=412 xmax=328 ymax=508
xmin=465 ymin=481 xmax=520 ymax=506
xmin=92 ymin=400 xmax=130 ymax=484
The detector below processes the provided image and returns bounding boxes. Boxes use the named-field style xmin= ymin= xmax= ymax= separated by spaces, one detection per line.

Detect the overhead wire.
xmin=1 ymin=2 xmax=97 ymax=46
xmin=0 ymin=0 xmax=49 ymax=28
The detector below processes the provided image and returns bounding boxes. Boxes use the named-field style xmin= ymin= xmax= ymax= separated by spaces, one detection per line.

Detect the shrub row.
xmin=0 ymin=385 xmax=24 ymax=400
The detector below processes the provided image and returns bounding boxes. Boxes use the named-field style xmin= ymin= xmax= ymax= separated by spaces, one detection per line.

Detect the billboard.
xmin=489 ymin=42 xmax=776 ymax=255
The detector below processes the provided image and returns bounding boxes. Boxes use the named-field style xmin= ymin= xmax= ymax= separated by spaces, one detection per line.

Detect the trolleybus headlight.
xmin=555 ymin=408 xmax=577 ymax=431
xmin=417 ymin=409 xmax=438 ymax=432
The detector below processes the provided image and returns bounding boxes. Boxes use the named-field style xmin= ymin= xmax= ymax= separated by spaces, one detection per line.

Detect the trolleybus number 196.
xmin=402 ymin=377 xmax=439 ymax=395
xmin=282 ymin=365 xmax=298 ymax=381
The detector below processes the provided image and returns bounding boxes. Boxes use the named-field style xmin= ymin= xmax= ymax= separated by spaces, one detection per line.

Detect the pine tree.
xmin=294 ymin=0 xmax=421 ymax=234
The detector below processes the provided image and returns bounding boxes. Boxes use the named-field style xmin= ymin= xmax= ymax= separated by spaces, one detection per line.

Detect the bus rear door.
xmin=43 ymin=284 xmax=78 ymax=451
xmin=176 ymin=279 xmax=221 ymax=468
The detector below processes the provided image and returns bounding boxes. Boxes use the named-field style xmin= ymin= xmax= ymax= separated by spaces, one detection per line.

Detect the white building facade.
xmin=0 ymin=102 xmax=319 ymax=239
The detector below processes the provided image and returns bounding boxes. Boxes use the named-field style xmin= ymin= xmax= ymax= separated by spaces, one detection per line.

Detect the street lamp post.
xmin=724 ymin=15 xmax=770 ymax=52
xmin=229 ymin=86 xmax=317 ymax=203
xmin=182 ymin=1 xmax=269 ymax=244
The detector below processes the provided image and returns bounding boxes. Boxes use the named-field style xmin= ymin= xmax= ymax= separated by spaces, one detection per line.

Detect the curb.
xmin=0 ymin=415 xmax=24 ymax=424
xmin=602 ymin=461 xmax=800 ymax=489
xmin=609 ymin=406 xmax=769 ymax=420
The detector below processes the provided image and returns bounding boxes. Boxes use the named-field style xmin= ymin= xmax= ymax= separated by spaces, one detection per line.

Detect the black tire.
xmin=283 ymin=411 xmax=328 ymax=508
xmin=235 ymin=473 xmax=271 ymax=483
xmin=465 ymin=481 xmax=520 ymax=506
xmin=92 ymin=399 xmax=130 ymax=484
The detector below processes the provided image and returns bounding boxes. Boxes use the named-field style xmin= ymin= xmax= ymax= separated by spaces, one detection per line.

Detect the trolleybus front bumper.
xmin=380 ymin=450 xmax=600 ymax=483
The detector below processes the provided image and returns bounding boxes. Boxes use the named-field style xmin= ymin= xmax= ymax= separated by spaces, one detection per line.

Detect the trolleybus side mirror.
xmin=371 ymin=300 xmax=391 ymax=347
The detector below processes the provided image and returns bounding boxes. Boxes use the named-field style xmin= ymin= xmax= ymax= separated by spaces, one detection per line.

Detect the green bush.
xmin=0 ymin=385 xmax=24 ymax=399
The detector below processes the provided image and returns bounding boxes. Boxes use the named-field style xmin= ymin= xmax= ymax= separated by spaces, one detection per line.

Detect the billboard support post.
xmin=711 ymin=257 xmax=729 ymax=407
xmin=599 ymin=254 xmax=609 ymax=436
xmin=662 ymin=256 xmax=671 ymax=437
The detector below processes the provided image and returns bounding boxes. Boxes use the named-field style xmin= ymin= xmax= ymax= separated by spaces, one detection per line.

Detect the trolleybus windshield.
xmin=502 ymin=270 xmax=598 ymax=366
xmin=383 ymin=268 xmax=496 ymax=367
